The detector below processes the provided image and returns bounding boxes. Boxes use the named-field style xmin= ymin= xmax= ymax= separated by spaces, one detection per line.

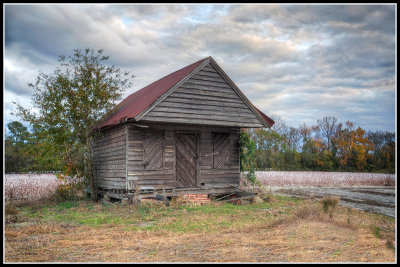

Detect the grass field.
xmin=4 ymin=195 xmax=396 ymax=263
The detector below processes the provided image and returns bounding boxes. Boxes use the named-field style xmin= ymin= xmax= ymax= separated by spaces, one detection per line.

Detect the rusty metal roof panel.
xmin=253 ymin=106 xmax=275 ymax=128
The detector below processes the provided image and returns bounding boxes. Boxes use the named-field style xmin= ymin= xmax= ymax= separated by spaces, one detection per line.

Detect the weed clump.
xmin=5 ymin=202 xmax=18 ymax=216
xmin=372 ymin=226 xmax=382 ymax=238
xmin=320 ymin=195 xmax=340 ymax=219
xmin=346 ymin=207 xmax=353 ymax=225
xmin=386 ymin=240 xmax=395 ymax=250
xmin=169 ymin=195 xmax=187 ymax=208
xmin=5 ymin=202 xmax=19 ymax=224
xmin=294 ymin=202 xmax=322 ymax=220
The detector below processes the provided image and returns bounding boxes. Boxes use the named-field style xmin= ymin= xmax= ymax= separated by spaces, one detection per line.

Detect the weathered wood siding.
xmin=126 ymin=123 xmax=240 ymax=190
xmin=176 ymin=133 xmax=199 ymax=188
xmin=92 ymin=124 xmax=127 ymax=190
xmin=140 ymin=63 xmax=264 ymax=128
xmin=199 ymin=127 xmax=240 ymax=188
xmin=126 ymin=124 xmax=175 ymax=190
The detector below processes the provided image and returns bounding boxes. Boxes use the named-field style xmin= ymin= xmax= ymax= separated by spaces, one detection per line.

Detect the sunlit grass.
xmin=14 ymin=196 xmax=295 ymax=233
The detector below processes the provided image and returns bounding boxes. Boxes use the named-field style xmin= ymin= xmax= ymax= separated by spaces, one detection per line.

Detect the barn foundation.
xmin=96 ymin=185 xmax=250 ymax=205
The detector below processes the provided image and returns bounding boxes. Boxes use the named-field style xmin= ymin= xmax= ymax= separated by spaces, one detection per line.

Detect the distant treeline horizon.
xmin=5 ymin=115 xmax=396 ymax=174
xmin=243 ymin=115 xmax=395 ymax=174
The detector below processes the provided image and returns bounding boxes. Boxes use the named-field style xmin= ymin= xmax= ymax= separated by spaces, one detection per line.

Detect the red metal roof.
xmin=93 ymin=57 xmax=274 ymax=130
xmin=253 ymin=106 xmax=275 ymax=127
xmin=95 ymin=57 xmax=208 ymax=129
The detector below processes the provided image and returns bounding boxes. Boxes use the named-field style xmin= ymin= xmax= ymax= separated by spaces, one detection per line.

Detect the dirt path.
xmin=269 ymin=186 xmax=395 ymax=217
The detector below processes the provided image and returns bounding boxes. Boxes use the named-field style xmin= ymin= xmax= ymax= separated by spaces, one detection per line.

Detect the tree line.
xmin=5 ymin=121 xmax=62 ymax=173
xmin=243 ymin=116 xmax=395 ymax=174
xmin=6 ymin=115 xmax=395 ymax=174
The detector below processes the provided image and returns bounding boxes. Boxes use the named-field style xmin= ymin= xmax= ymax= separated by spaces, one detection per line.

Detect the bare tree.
xmin=317 ymin=116 xmax=338 ymax=151
xmin=270 ymin=114 xmax=288 ymax=135
xmin=285 ymin=127 xmax=301 ymax=151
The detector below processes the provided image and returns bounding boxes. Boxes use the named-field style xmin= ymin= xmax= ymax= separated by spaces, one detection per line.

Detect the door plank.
xmin=176 ymin=133 xmax=198 ymax=188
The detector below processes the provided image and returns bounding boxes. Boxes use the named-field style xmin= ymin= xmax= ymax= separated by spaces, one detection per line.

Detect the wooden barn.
xmin=91 ymin=56 xmax=274 ymax=202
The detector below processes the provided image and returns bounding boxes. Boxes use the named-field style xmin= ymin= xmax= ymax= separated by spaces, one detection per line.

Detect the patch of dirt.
xmin=269 ymin=186 xmax=395 ymax=217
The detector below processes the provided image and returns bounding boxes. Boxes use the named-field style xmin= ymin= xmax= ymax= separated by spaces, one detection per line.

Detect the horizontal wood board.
xmin=141 ymin=63 xmax=264 ymax=128
xmin=92 ymin=124 xmax=127 ymax=189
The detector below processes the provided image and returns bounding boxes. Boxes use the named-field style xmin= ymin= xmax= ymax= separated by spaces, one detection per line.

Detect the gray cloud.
xmin=4 ymin=68 xmax=32 ymax=96
xmin=3 ymin=4 xmax=396 ymax=132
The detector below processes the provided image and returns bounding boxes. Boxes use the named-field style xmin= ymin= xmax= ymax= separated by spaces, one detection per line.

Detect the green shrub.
xmin=372 ymin=226 xmax=381 ymax=238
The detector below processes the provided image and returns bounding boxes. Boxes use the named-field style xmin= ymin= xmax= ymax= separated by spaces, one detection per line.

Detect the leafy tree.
xmin=27 ymin=123 xmax=64 ymax=172
xmin=333 ymin=122 xmax=375 ymax=171
xmin=367 ymin=130 xmax=395 ymax=172
xmin=298 ymin=124 xmax=316 ymax=170
xmin=253 ymin=128 xmax=285 ymax=170
xmin=300 ymin=138 xmax=318 ymax=170
xmin=349 ymin=127 xmax=374 ymax=171
xmin=239 ymin=129 xmax=257 ymax=187
xmin=5 ymin=138 xmax=16 ymax=172
xmin=13 ymin=48 xmax=134 ymax=200
xmin=332 ymin=121 xmax=355 ymax=170
xmin=6 ymin=121 xmax=29 ymax=145
xmin=5 ymin=121 xmax=31 ymax=172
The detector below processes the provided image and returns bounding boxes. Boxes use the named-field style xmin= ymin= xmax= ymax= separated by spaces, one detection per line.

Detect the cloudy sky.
xmin=4 ymin=4 xmax=396 ymax=132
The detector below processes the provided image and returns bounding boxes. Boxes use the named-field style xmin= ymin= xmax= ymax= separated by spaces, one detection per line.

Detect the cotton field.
xmin=256 ymin=171 xmax=395 ymax=187
xmin=4 ymin=173 xmax=62 ymax=201
xmin=4 ymin=171 xmax=396 ymax=202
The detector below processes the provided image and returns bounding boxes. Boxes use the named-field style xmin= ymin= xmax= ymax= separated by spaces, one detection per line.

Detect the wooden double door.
xmin=175 ymin=133 xmax=199 ymax=188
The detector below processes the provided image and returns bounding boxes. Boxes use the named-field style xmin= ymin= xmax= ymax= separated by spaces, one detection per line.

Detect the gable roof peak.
xmin=92 ymin=56 xmax=274 ymax=132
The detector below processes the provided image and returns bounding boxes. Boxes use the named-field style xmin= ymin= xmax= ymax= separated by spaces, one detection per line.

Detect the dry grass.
xmin=320 ymin=195 xmax=340 ymax=218
xmin=4 ymin=196 xmax=396 ymax=263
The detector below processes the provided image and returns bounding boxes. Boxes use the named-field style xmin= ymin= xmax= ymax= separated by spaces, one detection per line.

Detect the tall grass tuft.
xmin=294 ymin=202 xmax=322 ymax=220
xmin=5 ymin=202 xmax=19 ymax=224
xmin=169 ymin=194 xmax=187 ymax=207
xmin=320 ymin=195 xmax=340 ymax=219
